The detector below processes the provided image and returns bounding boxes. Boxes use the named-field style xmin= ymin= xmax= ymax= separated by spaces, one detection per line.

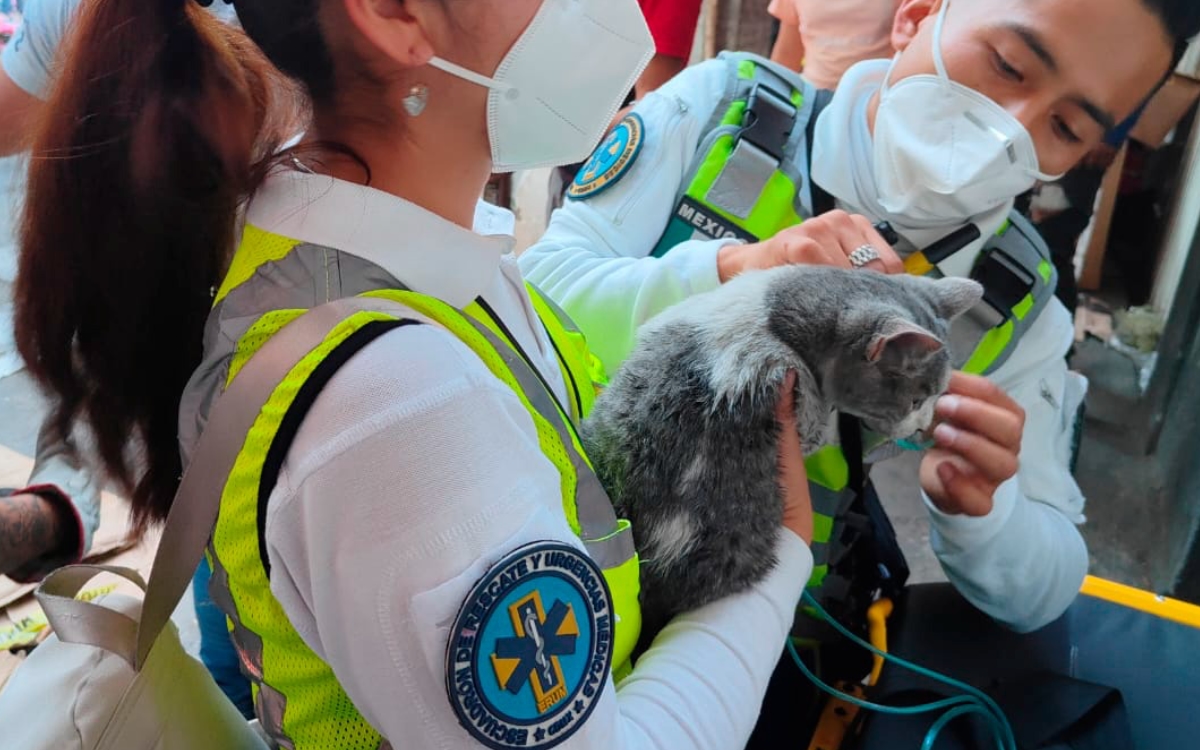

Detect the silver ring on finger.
xmin=848 ymin=244 xmax=881 ymax=268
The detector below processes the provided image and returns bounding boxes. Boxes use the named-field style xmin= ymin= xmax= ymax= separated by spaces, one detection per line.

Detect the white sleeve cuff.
xmin=657 ymin=238 xmax=728 ymax=298
xmin=756 ymin=528 xmax=816 ymax=618
xmin=610 ymin=529 xmax=813 ymax=748
xmin=922 ymin=478 xmax=1019 ymax=552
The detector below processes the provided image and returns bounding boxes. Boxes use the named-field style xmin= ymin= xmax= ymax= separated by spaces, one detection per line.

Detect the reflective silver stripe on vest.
xmin=205 ymin=556 xmax=296 ymax=750
xmin=256 ymin=687 xmax=295 ymax=750
xmin=528 ymin=282 xmax=584 ymax=337
xmin=708 ymin=138 xmax=786 ymax=219
xmin=808 ymin=481 xmax=856 ymax=568
xmin=809 ymin=541 xmax=829 ymax=568
xmin=459 ymin=314 xmax=634 ymax=569
xmin=181 ymin=246 xmax=401 ymax=467
xmin=181 ymin=245 xmax=616 ymax=517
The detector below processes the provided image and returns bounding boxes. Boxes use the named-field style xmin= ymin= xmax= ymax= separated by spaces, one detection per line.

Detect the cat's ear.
xmin=867 ymin=319 xmax=944 ymax=362
xmin=931 ymin=278 xmax=984 ymax=320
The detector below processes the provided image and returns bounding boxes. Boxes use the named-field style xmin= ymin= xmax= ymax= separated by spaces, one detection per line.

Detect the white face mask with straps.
xmin=872 ymin=0 xmax=1062 ymax=222
xmin=429 ymin=0 xmax=654 ymax=173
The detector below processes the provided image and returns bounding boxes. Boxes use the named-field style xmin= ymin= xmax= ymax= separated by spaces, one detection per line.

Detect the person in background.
xmin=0 ymin=0 xmax=100 ymax=589
xmin=635 ymin=0 xmax=704 ymax=96
xmin=0 ymin=0 xmax=251 ymax=717
xmin=769 ymin=0 xmax=901 ymax=88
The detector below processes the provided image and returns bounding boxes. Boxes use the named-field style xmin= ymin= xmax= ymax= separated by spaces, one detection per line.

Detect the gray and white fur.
xmin=581 ymin=266 xmax=982 ymax=647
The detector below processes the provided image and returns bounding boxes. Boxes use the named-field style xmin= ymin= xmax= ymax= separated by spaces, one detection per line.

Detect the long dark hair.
xmin=14 ymin=0 xmax=315 ymax=531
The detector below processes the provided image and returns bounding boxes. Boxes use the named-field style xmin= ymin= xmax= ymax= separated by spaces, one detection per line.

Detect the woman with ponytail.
xmin=16 ymin=1 xmax=817 ymax=747
xmin=17 ymin=0 xmax=285 ymax=527
xmin=10 ymin=0 xmax=273 ymax=717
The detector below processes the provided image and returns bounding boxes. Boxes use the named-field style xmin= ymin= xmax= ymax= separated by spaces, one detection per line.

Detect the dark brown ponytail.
xmin=15 ymin=0 xmax=295 ymax=531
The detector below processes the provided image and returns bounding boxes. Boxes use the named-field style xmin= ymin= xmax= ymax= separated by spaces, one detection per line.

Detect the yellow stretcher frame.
xmin=1080 ymin=575 xmax=1200 ymax=629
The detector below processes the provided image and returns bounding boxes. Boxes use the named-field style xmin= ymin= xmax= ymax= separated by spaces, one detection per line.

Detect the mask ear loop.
xmin=880 ymin=53 xmax=903 ymax=97
xmin=931 ymin=0 xmax=952 ymax=81
xmin=1029 ymin=163 xmax=1065 ymax=182
xmin=881 ymin=0 xmax=953 ymax=96
xmin=428 ymin=57 xmax=516 ymax=96
xmin=931 ymin=0 xmax=950 ymax=79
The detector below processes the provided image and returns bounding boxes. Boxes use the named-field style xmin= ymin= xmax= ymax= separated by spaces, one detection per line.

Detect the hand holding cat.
xmin=717 ymin=210 xmax=904 ymax=282
xmin=776 ymin=371 xmax=815 ymax=544
xmin=919 ymin=373 xmax=1026 ymax=517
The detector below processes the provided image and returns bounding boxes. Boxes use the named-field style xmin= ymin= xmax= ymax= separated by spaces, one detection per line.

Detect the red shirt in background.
xmin=638 ymin=0 xmax=704 ymax=60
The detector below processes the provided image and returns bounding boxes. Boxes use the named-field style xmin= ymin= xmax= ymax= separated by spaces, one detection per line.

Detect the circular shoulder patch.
xmin=567 ymin=113 xmax=645 ymax=201
xmin=446 ymin=542 xmax=614 ymax=749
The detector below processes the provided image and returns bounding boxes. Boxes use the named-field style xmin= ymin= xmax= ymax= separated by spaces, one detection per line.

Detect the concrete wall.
xmin=1152 ymin=219 xmax=1200 ymax=597
xmin=1150 ymin=116 xmax=1200 ymax=314
xmin=1157 ymin=320 xmax=1200 ymax=598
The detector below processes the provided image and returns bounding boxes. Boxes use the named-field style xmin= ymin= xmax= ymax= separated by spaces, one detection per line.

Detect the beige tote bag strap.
xmin=37 ymin=298 xmax=412 ymax=670
xmin=36 ymin=565 xmax=147 ymax=661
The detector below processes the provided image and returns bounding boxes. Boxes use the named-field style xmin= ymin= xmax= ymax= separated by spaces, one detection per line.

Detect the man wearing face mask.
xmin=522 ymin=0 xmax=1200 ymax=640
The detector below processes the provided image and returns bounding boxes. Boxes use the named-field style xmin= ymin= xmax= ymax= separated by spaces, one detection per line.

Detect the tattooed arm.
xmin=1 ymin=417 xmax=99 ymax=581
xmin=0 ymin=492 xmax=70 ymax=579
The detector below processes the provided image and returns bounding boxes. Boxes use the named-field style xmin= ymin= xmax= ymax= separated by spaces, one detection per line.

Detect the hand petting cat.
xmin=717 ymin=209 xmax=903 ymax=281
xmin=920 ymin=372 xmax=1026 ymax=516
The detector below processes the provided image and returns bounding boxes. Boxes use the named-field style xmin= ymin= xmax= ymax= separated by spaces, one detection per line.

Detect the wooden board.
xmin=1130 ymin=74 xmax=1200 ymax=149
xmin=1078 ymin=144 xmax=1128 ymax=291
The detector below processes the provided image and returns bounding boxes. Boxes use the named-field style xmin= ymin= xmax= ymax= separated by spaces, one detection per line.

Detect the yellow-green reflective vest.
xmin=203 ymin=228 xmax=639 ymax=750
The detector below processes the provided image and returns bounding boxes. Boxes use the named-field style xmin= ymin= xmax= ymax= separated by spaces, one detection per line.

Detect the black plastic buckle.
xmin=740 ymin=83 xmax=796 ymax=161
xmin=973 ymin=248 xmax=1036 ymax=321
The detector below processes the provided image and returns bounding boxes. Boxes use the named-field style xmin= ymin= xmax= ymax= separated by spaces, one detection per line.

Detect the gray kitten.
xmin=581 ymin=266 xmax=982 ymax=646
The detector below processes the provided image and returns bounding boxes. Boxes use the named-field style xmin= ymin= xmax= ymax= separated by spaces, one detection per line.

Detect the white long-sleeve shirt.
xmin=232 ymin=172 xmax=814 ymax=748
xmin=520 ymin=58 xmax=1088 ymax=633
